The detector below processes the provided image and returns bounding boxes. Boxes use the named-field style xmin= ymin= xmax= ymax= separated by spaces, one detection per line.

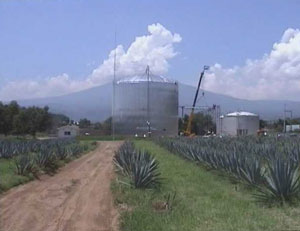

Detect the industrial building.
xmin=113 ymin=73 xmax=178 ymax=137
xmin=217 ymin=111 xmax=259 ymax=136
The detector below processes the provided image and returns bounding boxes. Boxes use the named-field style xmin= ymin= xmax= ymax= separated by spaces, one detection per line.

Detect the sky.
xmin=1 ymin=0 xmax=300 ymax=101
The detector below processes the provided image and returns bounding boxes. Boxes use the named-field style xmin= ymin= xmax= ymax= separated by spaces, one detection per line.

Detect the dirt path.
xmin=0 ymin=141 xmax=122 ymax=231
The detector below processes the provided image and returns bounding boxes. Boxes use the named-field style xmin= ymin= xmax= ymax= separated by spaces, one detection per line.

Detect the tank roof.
xmin=226 ymin=111 xmax=258 ymax=117
xmin=116 ymin=74 xmax=176 ymax=84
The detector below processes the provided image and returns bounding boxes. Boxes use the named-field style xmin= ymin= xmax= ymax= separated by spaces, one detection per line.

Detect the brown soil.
xmin=0 ymin=141 xmax=122 ymax=231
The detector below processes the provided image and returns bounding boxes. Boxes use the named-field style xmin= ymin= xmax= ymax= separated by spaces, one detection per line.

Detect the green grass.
xmin=0 ymin=140 xmax=97 ymax=193
xmin=0 ymin=158 xmax=32 ymax=192
xmin=112 ymin=140 xmax=300 ymax=231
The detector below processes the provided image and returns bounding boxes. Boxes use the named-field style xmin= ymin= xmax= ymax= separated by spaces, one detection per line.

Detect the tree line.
xmin=0 ymin=101 xmax=69 ymax=137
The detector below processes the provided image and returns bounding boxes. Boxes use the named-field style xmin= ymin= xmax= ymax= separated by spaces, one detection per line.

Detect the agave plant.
xmin=14 ymin=154 xmax=35 ymax=176
xmin=54 ymin=144 xmax=69 ymax=160
xmin=255 ymin=158 xmax=300 ymax=203
xmin=114 ymin=141 xmax=135 ymax=176
xmin=114 ymin=141 xmax=161 ymax=189
xmin=35 ymin=150 xmax=58 ymax=172
xmin=130 ymin=150 xmax=161 ymax=189
xmin=69 ymin=144 xmax=84 ymax=157
xmin=35 ymin=151 xmax=48 ymax=167
xmin=239 ymin=158 xmax=264 ymax=185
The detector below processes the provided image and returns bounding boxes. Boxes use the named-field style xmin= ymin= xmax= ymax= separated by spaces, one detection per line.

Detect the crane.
xmin=184 ymin=65 xmax=209 ymax=136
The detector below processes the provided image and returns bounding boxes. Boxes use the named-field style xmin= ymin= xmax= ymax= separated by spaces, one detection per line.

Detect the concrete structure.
xmin=57 ymin=125 xmax=80 ymax=138
xmin=113 ymin=74 xmax=178 ymax=137
xmin=217 ymin=111 xmax=259 ymax=136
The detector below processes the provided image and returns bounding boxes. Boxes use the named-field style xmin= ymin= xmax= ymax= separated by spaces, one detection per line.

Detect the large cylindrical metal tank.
xmin=217 ymin=111 xmax=259 ymax=136
xmin=113 ymin=74 xmax=178 ymax=137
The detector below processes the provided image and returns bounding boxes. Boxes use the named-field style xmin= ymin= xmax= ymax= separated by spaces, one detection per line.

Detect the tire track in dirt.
xmin=0 ymin=141 xmax=122 ymax=231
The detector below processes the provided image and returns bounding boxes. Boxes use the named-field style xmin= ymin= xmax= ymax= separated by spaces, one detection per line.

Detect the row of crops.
xmin=156 ymin=136 xmax=300 ymax=204
xmin=0 ymin=138 xmax=89 ymax=176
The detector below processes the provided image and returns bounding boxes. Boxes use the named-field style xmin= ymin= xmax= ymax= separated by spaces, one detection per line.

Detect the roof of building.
xmin=116 ymin=74 xmax=176 ymax=84
xmin=225 ymin=111 xmax=258 ymax=117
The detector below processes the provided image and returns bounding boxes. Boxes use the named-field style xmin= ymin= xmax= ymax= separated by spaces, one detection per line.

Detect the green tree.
xmin=13 ymin=110 xmax=29 ymax=135
xmin=0 ymin=102 xmax=5 ymax=134
xmin=1 ymin=101 xmax=20 ymax=135
xmin=13 ymin=106 xmax=51 ymax=136
xmin=0 ymin=101 xmax=66 ymax=136
xmin=192 ymin=113 xmax=215 ymax=135
xmin=79 ymin=118 xmax=91 ymax=128
xmin=94 ymin=122 xmax=102 ymax=130
xmin=50 ymin=113 xmax=70 ymax=128
xmin=259 ymin=119 xmax=267 ymax=129
xmin=179 ymin=113 xmax=215 ymax=135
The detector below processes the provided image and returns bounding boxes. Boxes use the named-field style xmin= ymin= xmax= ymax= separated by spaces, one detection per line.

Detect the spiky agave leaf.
xmin=14 ymin=154 xmax=35 ymax=176
xmin=114 ymin=142 xmax=161 ymax=189
xmin=131 ymin=151 xmax=161 ymax=189
xmin=113 ymin=141 xmax=136 ymax=176
xmin=35 ymin=151 xmax=48 ymax=167
xmin=255 ymin=158 xmax=300 ymax=203
xmin=239 ymin=158 xmax=264 ymax=185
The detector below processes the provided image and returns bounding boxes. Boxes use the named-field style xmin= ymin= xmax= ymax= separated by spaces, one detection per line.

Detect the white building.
xmin=286 ymin=124 xmax=300 ymax=132
xmin=57 ymin=125 xmax=80 ymax=138
xmin=217 ymin=111 xmax=259 ymax=136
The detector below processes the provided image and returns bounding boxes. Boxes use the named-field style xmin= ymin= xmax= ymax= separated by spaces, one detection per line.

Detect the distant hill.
xmin=19 ymin=83 xmax=300 ymax=122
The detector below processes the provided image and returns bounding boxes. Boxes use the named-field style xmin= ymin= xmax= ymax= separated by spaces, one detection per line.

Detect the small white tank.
xmin=217 ymin=111 xmax=259 ymax=136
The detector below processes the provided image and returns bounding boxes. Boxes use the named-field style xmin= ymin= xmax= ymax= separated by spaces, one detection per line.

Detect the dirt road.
xmin=0 ymin=141 xmax=122 ymax=231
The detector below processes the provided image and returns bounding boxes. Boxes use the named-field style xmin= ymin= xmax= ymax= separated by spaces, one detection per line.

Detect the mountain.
xmin=19 ymin=83 xmax=300 ymax=122
xmin=20 ymin=83 xmax=112 ymax=122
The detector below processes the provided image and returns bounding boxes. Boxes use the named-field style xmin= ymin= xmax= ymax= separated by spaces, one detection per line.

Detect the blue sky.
xmin=1 ymin=0 xmax=300 ymax=100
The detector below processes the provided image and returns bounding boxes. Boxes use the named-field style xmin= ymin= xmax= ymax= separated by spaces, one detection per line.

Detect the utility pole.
xmin=146 ymin=65 xmax=151 ymax=137
xmin=112 ymin=32 xmax=117 ymax=140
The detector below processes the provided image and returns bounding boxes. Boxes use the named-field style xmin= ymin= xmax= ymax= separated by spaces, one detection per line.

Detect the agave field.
xmin=0 ymin=138 xmax=89 ymax=177
xmin=156 ymin=136 xmax=300 ymax=204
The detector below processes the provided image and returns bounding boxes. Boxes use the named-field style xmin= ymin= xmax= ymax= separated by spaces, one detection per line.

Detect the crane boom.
xmin=185 ymin=65 xmax=209 ymax=136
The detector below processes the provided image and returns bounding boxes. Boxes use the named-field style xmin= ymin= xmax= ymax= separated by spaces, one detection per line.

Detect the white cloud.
xmin=0 ymin=74 xmax=93 ymax=101
xmin=0 ymin=23 xmax=181 ymax=101
xmin=88 ymin=23 xmax=181 ymax=84
xmin=204 ymin=28 xmax=300 ymax=101
xmin=3 ymin=25 xmax=300 ymax=102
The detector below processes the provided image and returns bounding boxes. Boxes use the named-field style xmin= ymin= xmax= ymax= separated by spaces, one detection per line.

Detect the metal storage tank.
xmin=113 ymin=74 xmax=178 ymax=137
xmin=217 ymin=111 xmax=259 ymax=136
